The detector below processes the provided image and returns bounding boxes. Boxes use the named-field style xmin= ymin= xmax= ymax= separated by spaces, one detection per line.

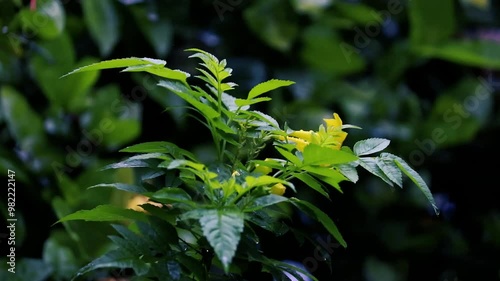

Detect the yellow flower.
xmin=323 ymin=113 xmax=343 ymax=129
xmin=277 ymin=113 xmax=348 ymax=151
xmin=289 ymin=130 xmax=315 ymax=142
xmin=270 ymin=183 xmax=286 ymax=196
xmin=286 ymin=136 xmax=310 ymax=152
xmin=127 ymin=195 xmax=163 ymax=212
xmin=254 ymin=164 xmax=273 ymax=175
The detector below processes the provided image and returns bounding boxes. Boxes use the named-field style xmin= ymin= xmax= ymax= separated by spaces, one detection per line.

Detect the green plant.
xmin=58 ymin=48 xmax=439 ymax=280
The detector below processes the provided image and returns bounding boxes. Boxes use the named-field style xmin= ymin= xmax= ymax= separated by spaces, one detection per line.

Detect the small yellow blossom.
xmin=254 ymin=164 xmax=273 ymax=175
xmin=276 ymin=113 xmax=348 ymax=152
xmin=289 ymin=130 xmax=315 ymax=142
xmin=127 ymin=195 xmax=163 ymax=212
xmin=323 ymin=113 xmax=343 ymax=129
xmin=270 ymin=183 xmax=286 ymax=196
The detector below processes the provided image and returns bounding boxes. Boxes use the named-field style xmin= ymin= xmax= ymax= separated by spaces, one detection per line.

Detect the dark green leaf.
xmin=244 ymin=0 xmax=299 ymax=52
xmin=149 ymin=187 xmax=195 ymax=206
xmin=409 ymin=0 xmax=456 ymax=46
xmin=199 ymin=209 xmax=245 ymax=272
xmin=157 ymin=80 xmax=220 ymax=119
xmin=81 ymin=0 xmax=120 ymax=56
xmin=290 ymin=198 xmax=346 ymax=247
xmin=293 ymin=173 xmax=330 ymax=199
xmin=415 ymin=40 xmax=500 ymax=69
xmin=88 ymin=183 xmax=149 ymax=194
xmin=18 ymin=0 xmax=65 ymax=39
xmin=56 ymin=204 xmax=149 ymax=224
xmin=244 ymin=194 xmax=289 ymax=212
xmin=384 ymin=153 xmax=440 ymax=215
xmin=62 ymin=57 xmax=166 ymax=78
xmin=130 ymin=5 xmax=173 ymax=57
xmin=74 ymin=248 xmax=150 ymax=279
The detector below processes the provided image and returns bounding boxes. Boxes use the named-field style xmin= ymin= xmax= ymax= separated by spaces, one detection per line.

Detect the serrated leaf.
xmin=376 ymin=157 xmax=403 ymax=188
xmin=244 ymin=194 xmax=289 ymax=212
xmin=248 ymin=79 xmax=295 ymax=99
xmin=56 ymin=204 xmax=148 ymax=224
xmin=199 ymin=209 xmax=244 ymax=272
xmin=88 ymin=183 xmax=148 ymax=194
xmin=384 ymin=153 xmax=440 ymax=215
xmin=148 ymin=187 xmax=195 ymax=206
xmin=222 ymin=92 xmax=249 ymax=112
xmin=337 ymin=163 xmax=359 ymax=183
xmin=235 ymin=97 xmax=272 ymax=107
xmin=357 ymin=157 xmax=394 ymax=187
xmin=61 ymin=57 xmax=166 ymax=78
xmin=353 ymin=138 xmax=390 ymax=156
xmin=271 ymin=259 xmax=320 ymax=281
xmin=290 ymin=198 xmax=346 ymax=247
xmin=120 ymin=141 xmax=197 ymax=160
xmin=176 ymin=255 xmax=207 ymax=281
xmin=111 ymin=224 xmax=152 ymax=255
xmin=122 ymin=65 xmax=190 ymax=85
xmin=157 ymin=80 xmax=220 ymax=119
xmin=73 ymin=249 xmax=150 ymax=279
xmin=248 ymin=110 xmax=280 ymax=129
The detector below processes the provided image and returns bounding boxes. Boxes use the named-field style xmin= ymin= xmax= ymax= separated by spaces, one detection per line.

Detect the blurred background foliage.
xmin=1 ymin=0 xmax=499 ymax=280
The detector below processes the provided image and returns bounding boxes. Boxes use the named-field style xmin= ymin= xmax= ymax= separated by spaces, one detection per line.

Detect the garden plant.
xmin=57 ymin=48 xmax=440 ymax=281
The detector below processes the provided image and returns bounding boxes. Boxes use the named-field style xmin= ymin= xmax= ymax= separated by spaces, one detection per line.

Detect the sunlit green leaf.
xmin=62 ymin=57 xmax=166 ymax=78
xmin=303 ymin=144 xmax=358 ymax=166
xmin=248 ymin=79 xmax=295 ymax=99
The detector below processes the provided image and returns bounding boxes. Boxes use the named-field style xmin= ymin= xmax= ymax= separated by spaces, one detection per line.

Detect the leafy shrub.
xmin=58 ymin=48 xmax=438 ymax=280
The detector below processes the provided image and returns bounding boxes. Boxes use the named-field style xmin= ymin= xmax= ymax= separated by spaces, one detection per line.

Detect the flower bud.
xmin=270 ymin=183 xmax=286 ymax=196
